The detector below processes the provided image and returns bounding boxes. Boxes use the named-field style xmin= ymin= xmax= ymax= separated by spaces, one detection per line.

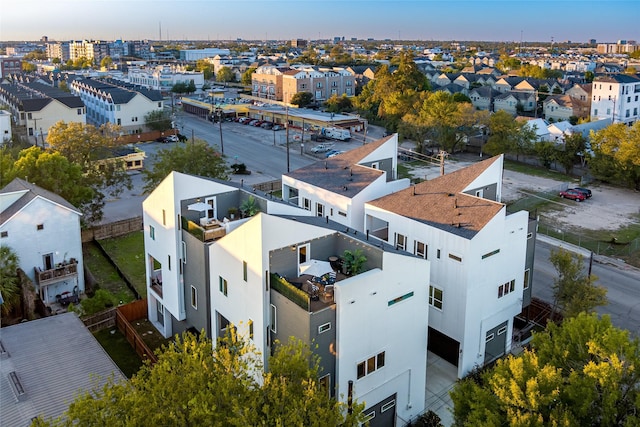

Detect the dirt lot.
xmin=404 ymin=160 xmax=640 ymax=232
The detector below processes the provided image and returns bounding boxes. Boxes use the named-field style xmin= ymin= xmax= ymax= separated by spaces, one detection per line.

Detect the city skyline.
xmin=2 ymin=0 xmax=639 ymax=44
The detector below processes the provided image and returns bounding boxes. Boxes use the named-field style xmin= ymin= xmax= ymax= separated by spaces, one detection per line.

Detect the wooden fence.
xmin=82 ymin=307 xmax=117 ymax=332
xmin=115 ymin=299 xmax=158 ymax=364
xmin=252 ymin=180 xmax=281 ymax=193
xmin=82 ymin=216 xmax=143 ymax=242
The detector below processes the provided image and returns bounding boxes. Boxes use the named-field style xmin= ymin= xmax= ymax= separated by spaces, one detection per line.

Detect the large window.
xmin=357 ymin=351 xmax=386 ymax=379
xmin=394 ymin=233 xmax=406 ymax=251
xmin=316 ymin=203 xmax=324 ymax=217
xmin=429 ymin=285 xmax=443 ymax=310
xmin=415 ymin=241 xmax=427 ymax=259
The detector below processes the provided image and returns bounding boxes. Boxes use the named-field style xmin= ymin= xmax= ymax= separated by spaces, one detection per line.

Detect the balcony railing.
xmin=270 ymin=273 xmax=309 ymax=311
xmin=35 ymin=261 xmax=78 ymax=286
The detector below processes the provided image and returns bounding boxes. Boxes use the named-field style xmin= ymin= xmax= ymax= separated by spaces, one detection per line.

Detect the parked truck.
xmin=321 ymin=127 xmax=351 ymax=141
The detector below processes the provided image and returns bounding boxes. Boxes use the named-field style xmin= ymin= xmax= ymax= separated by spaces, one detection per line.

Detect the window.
xmin=388 ymin=291 xmax=414 ymax=306
xmin=219 ymin=276 xmax=228 ymax=296
xmin=357 ymin=351 xmax=386 ymax=379
xmin=149 ymin=225 xmax=155 ymax=240
xmin=168 ymin=255 xmax=171 ymax=271
xmin=318 ymin=322 xmax=331 ymax=334
xmin=0 ymin=231 xmax=7 ymax=238
xmin=527 ymin=232 xmax=533 ymax=239
xmin=498 ymin=279 xmax=515 ymax=298
xmin=77 ymin=108 xmax=82 ymax=115
xmin=475 ymin=189 xmax=484 ymax=198
xmin=381 ymin=400 xmax=395 ymax=413
xmin=319 ymin=374 xmax=330 ymax=396
xmin=248 ymin=319 xmax=254 ymax=340
xmin=302 ymin=197 xmax=311 ymax=211
xmin=316 ymin=203 xmax=324 ymax=217
xmin=523 ymin=269 xmax=530 ymax=290
xmin=162 ymin=209 xmax=166 ymax=226
xmin=270 ymin=304 xmax=277 ymax=332
xmin=394 ymin=233 xmax=406 ymax=251
xmin=37 ymin=224 xmax=44 ymax=230
xmin=28 ymin=113 xmax=32 ymax=120
xmin=316 ymin=82 xmax=322 ymax=88
xmin=498 ymin=326 xmax=507 ymax=335
xmin=243 ymin=261 xmax=248 ymax=281
xmin=338 ymin=211 xmax=347 ymax=217
xmin=482 ymin=249 xmax=500 ymax=259
xmin=182 ymin=241 xmax=187 ymax=263
xmin=448 ymin=253 xmax=462 ymax=262
xmin=429 ymin=286 xmax=443 ymax=310
xmin=486 ymin=333 xmax=494 ymax=342
xmin=191 ymin=286 xmax=197 ymax=309
xmin=414 ymin=241 xmax=427 ymax=259
xmin=437 ymin=249 xmax=441 ymax=259
xmin=363 ymin=412 xmax=375 ymax=423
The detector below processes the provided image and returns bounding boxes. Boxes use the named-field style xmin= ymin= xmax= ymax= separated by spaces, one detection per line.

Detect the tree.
xmin=142 ymin=140 xmax=228 ymax=193
xmin=584 ymin=71 xmax=595 ymax=82
xmin=171 ymin=81 xmax=189 ymax=94
xmin=100 ymin=56 xmax=113 ymax=70
xmin=290 ymin=91 xmax=314 ymax=108
xmin=195 ymin=59 xmax=214 ymax=80
xmin=144 ymin=110 xmax=172 ymax=132
xmin=216 ymin=66 xmax=235 ymax=83
xmin=241 ymin=67 xmax=256 ymax=85
xmin=0 ymin=245 xmax=20 ymax=317
xmin=550 ymin=248 xmax=606 ymax=318
xmin=46 ymin=122 xmax=132 ymax=224
xmin=554 ymin=132 xmax=585 ymax=175
xmin=534 ymin=140 xmax=556 ymax=169
xmin=22 ymin=62 xmax=37 ymax=72
xmin=484 ymin=110 xmax=536 ymax=160
xmin=6 ymin=147 xmax=95 ymax=213
xmin=58 ymin=80 xmax=69 ymax=92
xmin=451 ymin=313 xmax=640 ymax=426
xmin=324 ymin=94 xmax=353 ymax=113
xmin=37 ymin=331 xmax=364 ymax=426
xmin=589 ymin=122 xmax=640 ymax=190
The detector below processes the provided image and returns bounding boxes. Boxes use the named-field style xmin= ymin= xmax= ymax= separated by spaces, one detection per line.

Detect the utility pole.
xmin=285 ymin=95 xmax=290 ymax=172
xmin=217 ymin=108 xmax=224 ymax=154
xmin=439 ymin=150 xmax=448 ymax=176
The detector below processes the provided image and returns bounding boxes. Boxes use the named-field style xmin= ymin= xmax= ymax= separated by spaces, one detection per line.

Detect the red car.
xmin=559 ymin=189 xmax=586 ymax=202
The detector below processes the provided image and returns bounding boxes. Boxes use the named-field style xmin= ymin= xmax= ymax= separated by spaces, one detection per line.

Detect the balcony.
xmin=35 ymin=261 xmax=78 ymax=287
xmin=181 ymin=217 xmax=227 ymax=242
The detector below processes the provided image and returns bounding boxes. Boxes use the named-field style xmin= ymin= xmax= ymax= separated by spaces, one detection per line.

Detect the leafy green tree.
xmin=6 ymin=147 xmax=95 ymax=213
xmin=142 ymin=140 xmax=228 ymax=193
xmin=195 ymin=59 xmax=214 ymax=80
xmin=100 ymin=56 xmax=113 ymax=69
xmin=171 ymin=81 xmax=189 ymax=94
xmin=36 ymin=331 xmax=363 ymax=426
xmin=144 ymin=110 xmax=172 ymax=132
xmin=484 ymin=110 xmax=536 ymax=160
xmin=58 ymin=80 xmax=69 ymax=92
xmin=453 ymin=313 xmax=640 ymax=426
xmin=584 ymin=71 xmax=595 ymax=82
xmin=554 ymin=132 xmax=585 ymax=175
xmin=23 ymin=49 xmax=47 ymax=61
xmin=550 ymin=248 xmax=606 ymax=318
xmin=241 ymin=67 xmax=256 ymax=85
xmin=46 ymin=122 xmax=132 ymax=224
xmin=324 ymin=94 xmax=353 ymax=113
xmin=290 ymin=91 xmax=314 ymax=108
xmin=589 ymin=122 xmax=640 ymax=190
xmin=0 ymin=245 xmax=20 ymax=317
xmin=534 ymin=140 xmax=556 ymax=169
xmin=216 ymin=66 xmax=235 ymax=83
xmin=22 ymin=62 xmax=37 ymax=72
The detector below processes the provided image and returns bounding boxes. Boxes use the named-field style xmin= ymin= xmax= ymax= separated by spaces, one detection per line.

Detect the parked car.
xmin=327 ymin=151 xmax=345 ymax=158
xmin=261 ymin=122 xmax=273 ymax=129
xmin=311 ymin=143 xmax=334 ymax=153
xmin=572 ymin=187 xmax=592 ymax=199
xmin=248 ymin=119 xmax=259 ymax=126
xmin=272 ymin=125 xmax=283 ymax=131
xmin=252 ymin=120 xmax=264 ymax=127
xmin=559 ymin=189 xmax=586 ymax=202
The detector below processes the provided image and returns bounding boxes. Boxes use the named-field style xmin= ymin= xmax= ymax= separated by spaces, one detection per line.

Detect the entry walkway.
xmin=425 ymin=351 xmax=457 ymax=426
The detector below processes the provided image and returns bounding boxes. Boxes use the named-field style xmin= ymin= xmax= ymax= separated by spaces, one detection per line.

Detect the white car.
xmin=311 ymin=144 xmax=334 ymax=153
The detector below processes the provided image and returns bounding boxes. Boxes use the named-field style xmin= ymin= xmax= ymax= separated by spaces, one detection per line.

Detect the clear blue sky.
xmin=2 ymin=0 xmax=639 ymax=43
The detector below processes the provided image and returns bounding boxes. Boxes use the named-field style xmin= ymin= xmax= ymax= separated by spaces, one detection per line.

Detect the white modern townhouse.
xmin=142 ymin=171 xmax=429 ymax=426
xmin=364 ymin=155 xmax=536 ymax=378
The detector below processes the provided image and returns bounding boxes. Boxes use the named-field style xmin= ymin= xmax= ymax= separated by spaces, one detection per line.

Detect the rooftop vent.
xmin=8 ymin=371 xmax=26 ymax=401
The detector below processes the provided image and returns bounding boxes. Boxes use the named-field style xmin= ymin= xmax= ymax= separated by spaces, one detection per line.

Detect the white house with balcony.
xmin=591 ymin=74 xmax=640 ymax=125
xmin=142 ymin=171 xmax=429 ymax=426
xmin=281 ymin=134 xmax=409 ymax=231
xmin=0 ymin=178 xmax=84 ymax=304
xmin=364 ymin=155 xmax=534 ymax=378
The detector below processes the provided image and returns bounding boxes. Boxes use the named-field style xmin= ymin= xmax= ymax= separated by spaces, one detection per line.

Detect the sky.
xmin=2 ymin=0 xmax=639 ymax=43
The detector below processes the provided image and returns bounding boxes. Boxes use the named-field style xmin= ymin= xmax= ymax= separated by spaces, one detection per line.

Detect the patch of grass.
xmin=504 ymin=159 xmax=576 ymax=181
xmin=83 ymin=242 xmax=135 ymax=303
xmin=99 ymin=231 xmax=147 ymax=297
xmin=94 ymin=328 xmax=143 ymax=378
xmin=130 ymin=318 xmax=173 ymax=352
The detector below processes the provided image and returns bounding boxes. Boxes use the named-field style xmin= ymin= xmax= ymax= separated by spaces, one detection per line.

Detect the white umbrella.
xmin=299 ymin=259 xmax=333 ymax=277
xmin=187 ymin=201 xmax=210 ymax=212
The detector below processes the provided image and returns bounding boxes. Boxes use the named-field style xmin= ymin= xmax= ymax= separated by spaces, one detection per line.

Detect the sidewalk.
xmin=536 ymin=234 xmax=638 ymax=271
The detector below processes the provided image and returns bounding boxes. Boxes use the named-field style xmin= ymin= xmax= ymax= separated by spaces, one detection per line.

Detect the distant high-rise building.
xmin=589 ymin=39 xmax=597 ymax=44
xmin=41 ymin=36 xmax=48 ymax=42
xmin=291 ymin=39 xmax=307 ymax=48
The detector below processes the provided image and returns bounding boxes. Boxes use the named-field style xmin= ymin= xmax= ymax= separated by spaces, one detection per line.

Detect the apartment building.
xmin=142 ymin=172 xmax=428 ymax=425
xmin=590 ymin=74 xmax=640 ymax=125
xmin=0 ymin=56 xmax=23 ymax=78
xmin=69 ymin=77 xmax=163 ymax=132
xmin=127 ymin=64 xmax=205 ymax=92
xmin=252 ymin=65 xmax=356 ymax=104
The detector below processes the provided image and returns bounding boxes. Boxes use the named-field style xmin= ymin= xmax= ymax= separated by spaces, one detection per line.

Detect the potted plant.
xmin=228 ymin=207 xmax=238 ymax=220
xmin=240 ymin=196 xmax=260 ymax=218
xmin=342 ymin=249 xmax=367 ymax=276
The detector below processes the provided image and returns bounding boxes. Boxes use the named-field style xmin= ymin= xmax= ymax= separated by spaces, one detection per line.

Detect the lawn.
xmin=83 ymin=241 xmax=136 ymax=303
xmin=94 ymin=328 xmax=144 ymax=378
xmin=98 ymin=231 xmax=147 ymax=298
xmin=504 ymin=159 xmax=576 ymax=181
